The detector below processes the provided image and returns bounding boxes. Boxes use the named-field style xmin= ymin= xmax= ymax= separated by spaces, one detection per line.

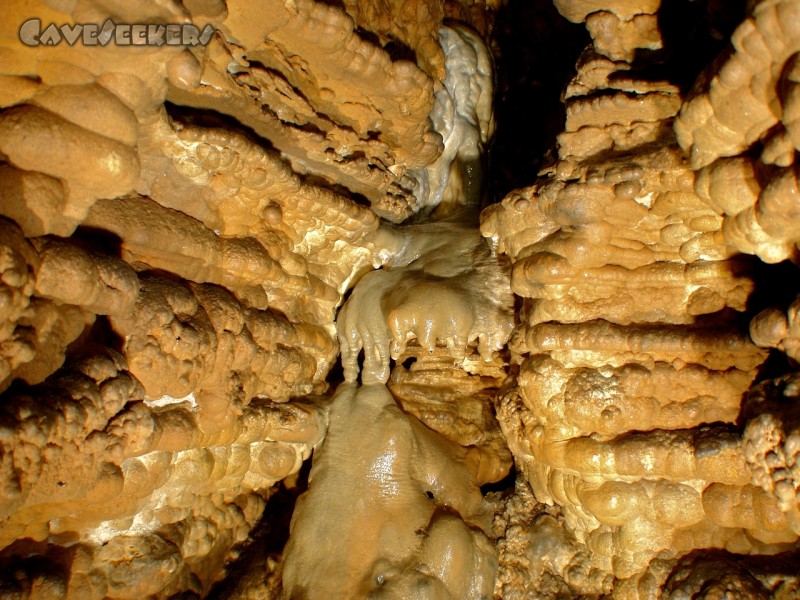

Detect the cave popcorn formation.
xmin=1 ymin=0 xmax=800 ymax=598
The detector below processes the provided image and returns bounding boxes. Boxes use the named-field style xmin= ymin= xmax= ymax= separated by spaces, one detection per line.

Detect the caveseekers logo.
xmin=19 ymin=18 xmax=215 ymax=47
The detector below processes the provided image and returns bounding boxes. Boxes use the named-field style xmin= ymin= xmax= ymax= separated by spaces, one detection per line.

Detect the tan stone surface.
xmin=0 ymin=0 xmax=207 ymax=237
xmin=516 ymin=355 xmax=753 ymax=438
xmin=616 ymin=551 xmax=800 ymax=599
xmin=565 ymin=92 xmax=682 ymax=133
xmin=341 ymin=0 xmax=446 ymax=79
xmin=675 ymin=1 xmax=800 ymax=169
xmin=554 ymin=0 xmax=661 ymax=23
xmin=388 ymin=348 xmax=512 ymax=486
xmin=2 ymin=0 xmax=800 ymax=597
xmin=165 ymin=0 xmax=442 ymax=222
xmin=29 ymin=83 xmax=138 ymax=145
xmin=674 ymin=0 xmax=800 ymax=263
xmin=281 ymin=384 xmax=497 ymax=600
xmin=513 ymin=321 xmax=765 ymax=371
xmin=83 ymin=195 xmax=339 ymax=324
xmin=133 ymin=113 xmax=381 ymax=300
xmin=0 ymin=105 xmax=140 ymax=218
xmin=742 ymin=372 xmax=800 ymax=535
xmin=0 ymin=5 xmax=369 ymax=591
xmin=564 ymin=50 xmax=681 ymax=100
xmin=493 ymin=479 xmax=613 ymax=599
xmin=0 ymin=220 xmax=94 ymax=393
xmin=0 ymin=220 xmax=39 ymax=389
xmin=111 ymin=276 xmax=335 ymax=407
xmin=0 ymin=165 xmax=70 ymax=237
xmin=337 ymin=214 xmax=514 ymax=384
xmin=553 ymin=0 xmax=663 ymax=65
xmin=33 ymin=237 xmax=139 ymax=316
xmin=585 ymin=12 xmax=662 ymax=62
xmin=481 ymin=0 xmax=798 ymax=587
xmin=750 ymin=295 xmax=800 ymax=361
xmin=0 ymin=349 xmax=327 ymax=598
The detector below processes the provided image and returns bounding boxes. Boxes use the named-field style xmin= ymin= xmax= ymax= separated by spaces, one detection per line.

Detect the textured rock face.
xmin=483 ymin=0 xmax=800 ymax=595
xmin=742 ymin=372 xmax=800 ymax=536
xmin=1 ymin=0 xmax=800 ymax=598
xmin=0 ymin=348 xmax=326 ymax=597
xmin=280 ymin=22 xmax=513 ymax=599
xmin=168 ymin=0 xmax=443 ymax=223
xmin=0 ymin=0 xmax=384 ymax=596
xmin=0 ymin=1 xmax=506 ymax=597
xmin=674 ymin=0 xmax=800 ymax=263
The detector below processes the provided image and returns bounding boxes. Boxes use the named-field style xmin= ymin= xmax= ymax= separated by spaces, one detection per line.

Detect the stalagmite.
xmin=281 ymin=384 xmax=497 ymax=600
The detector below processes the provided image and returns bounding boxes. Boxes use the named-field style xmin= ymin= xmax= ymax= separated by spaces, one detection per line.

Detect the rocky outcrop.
xmin=0 ymin=0 xmax=392 ymax=595
xmin=2 ymin=0 xmax=800 ymax=597
xmin=0 ymin=348 xmax=326 ymax=598
xmin=168 ymin=0 xmax=443 ymax=222
xmin=483 ymin=0 xmax=798 ymax=593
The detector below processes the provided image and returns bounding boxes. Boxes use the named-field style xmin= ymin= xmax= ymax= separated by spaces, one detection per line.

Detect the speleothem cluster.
xmin=1 ymin=0 xmax=800 ymax=599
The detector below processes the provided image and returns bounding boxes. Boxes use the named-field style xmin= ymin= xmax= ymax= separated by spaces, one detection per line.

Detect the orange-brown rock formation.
xmin=282 ymin=384 xmax=497 ymax=600
xmin=0 ymin=0 xmax=392 ymax=595
xmin=675 ymin=0 xmax=800 ymax=264
xmin=0 ymin=347 xmax=328 ymax=597
xmin=483 ymin=0 xmax=800 ymax=595
xmin=1 ymin=0 xmax=800 ymax=598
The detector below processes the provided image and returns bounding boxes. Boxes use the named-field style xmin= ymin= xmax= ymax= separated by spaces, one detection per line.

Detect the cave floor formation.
xmin=2 ymin=0 xmax=800 ymax=598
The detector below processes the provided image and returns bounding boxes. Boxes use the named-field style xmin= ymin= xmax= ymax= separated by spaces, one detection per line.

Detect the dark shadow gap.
xmin=206 ymin=461 xmax=312 ymax=599
xmin=481 ymin=462 xmax=518 ymax=496
xmin=488 ymin=0 xmax=589 ymax=202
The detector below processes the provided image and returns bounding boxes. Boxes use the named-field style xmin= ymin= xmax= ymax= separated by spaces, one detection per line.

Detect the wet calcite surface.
xmin=282 ymin=384 xmax=498 ymax=600
xmin=280 ymin=21 xmax=513 ymax=599
xmin=0 ymin=0 xmax=799 ymax=599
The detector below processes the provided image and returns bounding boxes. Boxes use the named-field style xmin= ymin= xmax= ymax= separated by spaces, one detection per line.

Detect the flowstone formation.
xmin=1 ymin=0 xmax=800 ymax=599
xmin=282 ymin=384 xmax=498 ymax=600
xmin=281 ymin=22 xmax=514 ymax=599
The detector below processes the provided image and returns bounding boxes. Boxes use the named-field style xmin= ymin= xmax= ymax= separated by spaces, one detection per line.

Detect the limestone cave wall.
xmin=0 ymin=0 xmax=799 ymax=598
